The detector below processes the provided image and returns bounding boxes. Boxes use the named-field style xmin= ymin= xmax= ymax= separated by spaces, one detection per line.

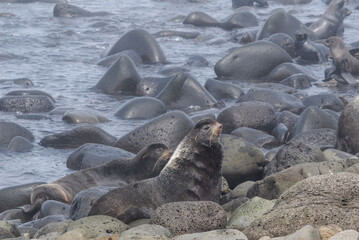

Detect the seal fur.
xmin=88 ymin=118 xmax=223 ymax=223
xmin=23 ymin=143 xmax=172 ymax=216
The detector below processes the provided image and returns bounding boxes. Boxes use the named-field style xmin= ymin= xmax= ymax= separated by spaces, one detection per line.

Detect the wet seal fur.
xmin=88 ymin=118 xmax=223 ymax=223
xmin=325 ymin=36 xmax=359 ymax=84
xmin=22 ymin=143 xmax=172 ymax=217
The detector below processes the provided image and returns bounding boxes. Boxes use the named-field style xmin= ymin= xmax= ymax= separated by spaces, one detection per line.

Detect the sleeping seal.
xmin=88 ymin=118 xmax=223 ymax=223
xmin=23 ymin=143 xmax=172 ymax=216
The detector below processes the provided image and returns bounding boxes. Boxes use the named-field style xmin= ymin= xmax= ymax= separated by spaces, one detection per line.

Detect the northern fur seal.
xmin=23 ymin=143 xmax=172 ymax=216
xmin=295 ymin=30 xmax=329 ymax=63
xmin=325 ymin=36 xmax=359 ymax=83
xmin=88 ymin=118 xmax=223 ymax=223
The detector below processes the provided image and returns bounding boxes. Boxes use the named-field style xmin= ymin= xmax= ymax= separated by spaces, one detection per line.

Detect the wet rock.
xmin=67 ymin=143 xmax=135 ymax=170
xmin=118 ymin=224 xmax=172 ymax=240
xmin=62 ymin=109 xmax=109 ymax=124
xmin=222 ymin=197 xmax=249 ymax=216
xmin=220 ymin=134 xmax=265 ymax=189
xmin=231 ymin=127 xmax=278 ymax=148
xmin=172 ymin=229 xmax=248 ymax=240
xmin=150 ymin=201 xmax=227 ymax=235
xmin=57 ymin=229 xmax=87 ymax=240
xmin=53 ymin=2 xmax=111 ymax=18
xmin=0 ymin=95 xmax=55 ymax=113
xmin=115 ymin=97 xmax=166 ymax=120
xmin=288 ymin=107 xmax=338 ymax=140
xmin=19 ymin=215 xmax=68 ymax=230
xmin=215 ymin=41 xmax=292 ymax=79
xmin=183 ymin=12 xmax=220 ymax=27
xmin=104 ymin=29 xmax=167 ymax=64
xmin=271 ymin=123 xmax=288 ymax=144
xmin=288 ymin=128 xmax=337 ymax=149
xmin=243 ymin=173 xmax=359 ymax=239
xmin=136 ymin=76 xmax=171 ymax=97
xmin=93 ymin=56 xmax=141 ymax=95
xmin=323 ymin=149 xmax=357 ymax=162
xmin=276 ymin=110 xmax=299 ymax=131
xmin=97 ymin=50 xmax=143 ymax=67
xmin=264 ymin=141 xmax=327 ymax=176
xmin=33 ymin=220 xmax=72 ymax=239
xmin=267 ymin=33 xmax=297 ymax=58
xmin=38 ymin=200 xmax=70 ymax=219
xmin=114 ymin=110 xmax=194 ymax=153
xmin=154 ymin=30 xmax=201 ymax=39
xmin=7 ymin=136 xmax=34 ymax=152
xmin=6 ymin=90 xmax=55 ymax=102
xmin=217 ymin=102 xmax=276 ymax=134
xmin=40 ymin=126 xmax=117 ymax=149
xmin=0 ymin=208 xmax=29 ymax=223
xmin=280 ymin=73 xmax=313 ymax=89
xmin=337 ymin=95 xmax=359 ymax=154
xmin=204 ymin=79 xmax=243 ymax=100
xmin=0 ymin=221 xmax=20 ymax=239
xmin=303 ymin=93 xmax=344 ymax=112
xmin=237 ymin=89 xmax=304 ymax=114
xmin=227 ymin=197 xmax=275 ymax=231
xmin=267 ymin=62 xmax=315 ymax=83
xmin=65 ymin=215 xmax=129 ymax=238
xmin=220 ymin=10 xmax=258 ymax=30
xmin=185 ymin=55 xmax=208 ymax=67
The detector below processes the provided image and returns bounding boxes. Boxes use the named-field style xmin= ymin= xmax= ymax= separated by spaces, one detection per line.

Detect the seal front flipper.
xmin=341 ymin=72 xmax=357 ymax=84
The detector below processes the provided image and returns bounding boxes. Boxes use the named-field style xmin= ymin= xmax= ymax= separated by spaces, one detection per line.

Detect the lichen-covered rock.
xmin=318 ymin=224 xmax=343 ymax=240
xmin=244 ymin=173 xmax=359 ymax=239
xmin=150 ymin=201 xmax=227 ymax=236
xmin=118 ymin=224 xmax=172 ymax=240
xmin=0 ymin=221 xmax=20 ymax=239
xmin=173 ymin=229 xmax=248 ymax=240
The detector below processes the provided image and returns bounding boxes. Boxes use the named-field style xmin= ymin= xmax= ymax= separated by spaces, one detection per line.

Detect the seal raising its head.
xmin=88 ymin=118 xmax=223 ymax=223
xmin=325 ymin=36 xmax=359 ymax=76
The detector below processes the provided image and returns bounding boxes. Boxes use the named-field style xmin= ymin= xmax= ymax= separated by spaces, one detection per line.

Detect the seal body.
xmin=88 ymin=118 xmax=223 ymax=223
xmin=295 ymin=30 xmax=329 ymax=63
xmin=25 ymin=143 xmax=171 ymax=216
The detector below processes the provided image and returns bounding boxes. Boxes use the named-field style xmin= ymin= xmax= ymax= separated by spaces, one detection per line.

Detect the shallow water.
xmin=0 ymin=0 xmax=358 ymax=188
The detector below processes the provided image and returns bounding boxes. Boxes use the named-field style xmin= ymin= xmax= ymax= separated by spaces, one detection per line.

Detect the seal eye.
xmin=203 ymin=126 xmax=210 ymax=131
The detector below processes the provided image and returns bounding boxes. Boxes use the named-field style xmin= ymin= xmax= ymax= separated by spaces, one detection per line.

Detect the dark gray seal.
xmin=23 ymin=143 xmax=172 ymax=216
xmin=88 ymin=118 xmax=223 ymax=223
xmin=309 ymin=0 xmax=350 ymax=39
xmin=295 ymin=30 xmax=329 ymax=63
xmin=53 ymin=1 xmax=111 ymax=18
xmin=325 ymin=36 xmax=359 ymax=83
xmin=104 ymin=29 xmax=167 ymax=64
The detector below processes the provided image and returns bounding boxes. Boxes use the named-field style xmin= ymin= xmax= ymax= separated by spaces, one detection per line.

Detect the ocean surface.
xmin=0 ymin=0 xmax=359 ymax=188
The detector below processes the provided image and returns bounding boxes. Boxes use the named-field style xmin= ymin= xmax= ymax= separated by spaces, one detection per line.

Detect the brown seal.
xmin=325 ymin=36 xmax=359 ymax=83
xmin=23 ymin=143 xmax=172 ymax=216
xmin=88 ymin=118 xmax=223 ymax=223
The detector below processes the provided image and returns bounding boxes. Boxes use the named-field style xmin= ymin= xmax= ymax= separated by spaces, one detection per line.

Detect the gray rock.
xmin=0 ymin=221 xmax=20 ymax=239
xmin=303 ymin=93 xmax=344 ymax=112
xmin=155 ymin=30 xmax=201 ymax=40
xmin=276 ymin=111 xmax=299 ymax=131
xmin=220 ymin=134 xmax=265 ymax=189
xmin=267 ymin=33 xmax=297 ymax=58
xmin=267 ymin=62 xmax=315 ymax=83
xmin=244 ymin=173 xmax=359 ymax=239
xmin=115 ymin=97 xmax=166 ymax=120
xmin=67 ymin=143 xmax=135 ymax=170
xmin=38 ymin=200 xmax=70 ymax=219
xmin=185 ymin=55 xmax=208 ymax=67
xmin=62 ymin=109 xmax=109 ymax=124
xmin=328 ymin=230 xmax=359 ymax=240
xmin=288 ymin=128 xmax=337 ymax=149
xmin=19 ymin=215 xmax=68 ymax=230
xmin=183 ymin=12 xmax=220 ymax=27
xmin=33 ymin=220 xmax=72 ymax=239
xmin=204 ymin=79 xmax=243 ymax=100
xmin=272 ymin=123 xmax=288 ymax=144
xmin=150 ymin=201 xmax=227 ymax=236
xmin=217 ymin=102 xmax=276 ymax=134
xmin=7 ymin=136 xmax=34 ymax=152
xmin=173 ymin=229 xmax=248 ymax=240
xmin=231 ymin=127 xmax=278 ymax=148
xmin=280 ymin=74 xmax=313 ymax=89
xmin=97 ymin=50 xmax=143 ymax=67
xmin=284 ymin=225 xmax=321 ymax=240
xmin=220 ymin=11 xmax=258 ymax=30
xmin=288 ymin=107 xmax=338 ymax=140
xmin=114 ymin=110 xmax=194 ymax=154
xmin=65 ymin=215 xmax=128 ymax=238
xmin=0 ymin=95 xmax=55 ymax=113
xmin=118 ymin=224 xmax=172 ymax=240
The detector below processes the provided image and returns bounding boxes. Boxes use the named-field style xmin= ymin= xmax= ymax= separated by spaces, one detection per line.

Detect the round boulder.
xmin=115 ymin=97 xmax=166 ymax=120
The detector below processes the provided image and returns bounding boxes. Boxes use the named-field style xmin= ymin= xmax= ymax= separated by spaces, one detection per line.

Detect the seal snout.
xmin=213 ymin=122 xmax=223 ymax=137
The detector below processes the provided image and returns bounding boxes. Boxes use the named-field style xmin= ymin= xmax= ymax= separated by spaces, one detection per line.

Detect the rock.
xmin=185 ymin=55 xmax=208 ymax=67
xmin=227 ymin=197 xmax=275 ymax=231
xmin=220 ymin=11 xmax=258 ymax=30
xmin=62 ymin=109 xmax=109 ymax=124
xmin=220 ymin=134 xmax=265 ymax=189
xmin=280 ymin=74 xmax=313 ymax=89
xmin=136 ymin=76 xmax=171 ymax=97
xmin=318 ymin=224 xmax=342 ymax=240
xmin=276 ymin=111 xmax=299 ymax=131
xmin=217 ymin=102 xmax=276 ymax=134
xmin=328 ymin=230 xmax=359 ymax=240
xmin=264 ymin=141 xmax=327 ymax=176
xmin=288 ymin=107 xmax=338 ymax=140
xmin=237 ymin=89 xmax=304 ymax=114
xmin=93 ymin=56 xmax=141 ymax=95
xmin=7 ymin=136 xmax=34 ymax=152
xmin=0 ymin=122 xmax=34 ymax=146
xmin=38 ymin=200 xmax=70 ymax=219
xmin=40 ymin=126 xmax=117 ymax=149
xmin=337 ymin=95 xmax=359 ymax=154
xmin=0 ymin=221 xmax=20 ymax=239
xmin=272 ymin=123 xmax=288 ymax=144
xmin=159 ymin=66 xmax=190 ymax=76
xmin=114 ymin=97 xmax=166 ymax=120
xmin=104 ymin=29 xmax=167 ymax=64
xmin=243 ymin=173 xmax=359 ymax=239
xmin=214 ymin=41 xmax=292 ymax=79
xmin=0 ymin=95 xmax=54 ymax=113
xmin=97 ymin=50 xmax=143 ymax=67
xmin=231 ymin=181 xmax=256 ymax=198
xmin=57 ymin=229 xmax=87 ymax=240
xmin=222 ymin=197 xmax=249 ymax=217
xmin=288 ymin=128 xmax=337 ymax=149
xmin=19 ymin=215 xmax=68 ymax=230
xmin=118 ymin=224 xmax=172 ymax=240
xmin=183 ymin=12 xmax=220 ymax=27
xmin=172 ymin=229 xmax=248 ymax=240
xmin=33 ymin=220 xmax=72 ymax=239
xmin=323 ymin=149 xmax=357 ymax=162
xmin=67 ymin=143 xmax=135 ymax=170
xmin=284 ymin=225 xmax=321 ymax=240
xmin=154 ymin=30 xmax=201 ymax=40
xmin=204 ymin=79 xmax=243 ymax=100
xmin=114 ymin=110 xmax=194 ymax=154
xmin=303 ymin=93 xmax=344 ymax=112
xmin=150 ymin=201 xmax=227 ymax=236
xmin=65 ymin=215 xmax=129 ymax=238
xmin=231 ymin=127 xmax=278 ymax=148
xmin=267 ymin=33 xmax=297 ymax=58
xmin=267 ymin=62 xmax=315 ymax=83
